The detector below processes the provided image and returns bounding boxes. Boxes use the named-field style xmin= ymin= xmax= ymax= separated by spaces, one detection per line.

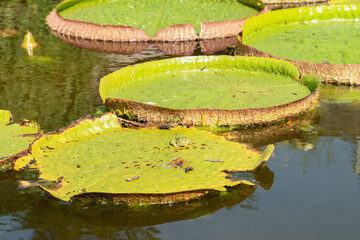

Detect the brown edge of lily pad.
xmin=73 ymin=181 xmax=256 ymax=205
xmin=73 ymin=189 xmax=221 ymax=205
xmin=13 ymin=114 xmax=264 ymax=204
xmin=237 ymin=43 xmax=360 ymax=85
xmin=0 ymin=150 xmax=29 ymax=174
xmin=261 ymin=0 xmax=329 ymax=9
xmin=105 ymin=88 xmax=319 ymax=127
xmin=46 ymin=7 xmax=269 ymax=42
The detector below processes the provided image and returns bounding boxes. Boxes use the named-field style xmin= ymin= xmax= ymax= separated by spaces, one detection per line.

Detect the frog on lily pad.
xmin=170 ymin=134 xmax=192 ymax=148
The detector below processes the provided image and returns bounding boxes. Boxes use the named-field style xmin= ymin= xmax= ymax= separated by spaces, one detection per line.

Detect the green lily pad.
xmin=241 ymin=4 xmax=360 ymax=84
xmin=320 ymin=84 xmax=360 ymax=104
xmin=47 ymin=0 xmax=264 ymax=41
xmin=0 ymin=110 xmax=40 ymax=172
xmin=243 ymin=5 xmax=360 ymax=65
xmin=100 ymin=56 xmax=320 ymax=126
xmin=14 ymin=113 xmax=274 ymax=203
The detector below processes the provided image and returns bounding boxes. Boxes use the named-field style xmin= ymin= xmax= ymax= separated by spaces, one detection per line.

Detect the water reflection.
xmin=222 ymin=109 xmax=319 ymax=147
xmin=70 ymin=184 xmax=257 ymax=228
xmin=52 ymin=32 xmax=238 ymax=56
xmin=0 ymin=0 xmax=102 ymax=131
xmin=278 ymin=99 xmax=360 ymax=175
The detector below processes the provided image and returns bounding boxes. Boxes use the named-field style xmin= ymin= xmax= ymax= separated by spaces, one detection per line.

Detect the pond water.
xmin=1 ymin=1 xmax=360 ymax=239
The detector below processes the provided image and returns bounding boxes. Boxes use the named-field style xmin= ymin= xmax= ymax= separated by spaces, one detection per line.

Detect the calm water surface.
xmin=1 ymin=1 xmax=360 ymax=239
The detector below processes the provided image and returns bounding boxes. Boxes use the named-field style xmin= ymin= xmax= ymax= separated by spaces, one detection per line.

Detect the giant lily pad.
xmin=0 ymin=110 xmax=40 ymax=172
xmin=47 ymin=0 xmax=265 ymax=42
xmin=13 ymin=113 xmax=274 ymax=203
xmin=100 ymin=56 xmax=320 ymax=126
xmin=240 ymin=4 xmax=360 ymax=85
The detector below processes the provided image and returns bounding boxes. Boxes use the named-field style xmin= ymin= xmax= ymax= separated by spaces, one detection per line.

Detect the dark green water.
xmin=1 ymin=1 xmax=360 ymax=239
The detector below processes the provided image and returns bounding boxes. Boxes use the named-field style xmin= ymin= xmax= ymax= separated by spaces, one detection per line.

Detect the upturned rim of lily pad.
xmin=240 ymin=4 xmax=360 ymax=85
xmin=13 ymin=113 xmax=275 ymax=204
xmin=100 ymin=55 xmax=320 ymax=127
xmin=46 ymin=0 xmax=267 ymax=42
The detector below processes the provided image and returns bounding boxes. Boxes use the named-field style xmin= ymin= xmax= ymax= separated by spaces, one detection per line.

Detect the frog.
xmin=170 ymin=134 xmax=192 ymax=148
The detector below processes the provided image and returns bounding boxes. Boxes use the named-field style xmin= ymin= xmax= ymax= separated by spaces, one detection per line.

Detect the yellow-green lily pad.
xmin=241 ymin=4 xmax=360 ymax=85
xmin=14 ymin=113 xmax=274 ymax=204
xmin=100 ymin=56 xmax=320 ymax=126
xmin=0 ymin=110 xmax=40 ymax=172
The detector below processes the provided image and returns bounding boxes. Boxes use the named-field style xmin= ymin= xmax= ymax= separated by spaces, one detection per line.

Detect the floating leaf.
xmin=241 ymin=4 xmax=360 ymax=85
xmin=100 ymin=56 xmax=320 ymax=126
xmin=0 ymin=110 xmax=40 ymax=172
xmin=14 ymin=113 xmax=274 ymax=203
xmin=47 ymin=0 xmax=265 ymax=41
